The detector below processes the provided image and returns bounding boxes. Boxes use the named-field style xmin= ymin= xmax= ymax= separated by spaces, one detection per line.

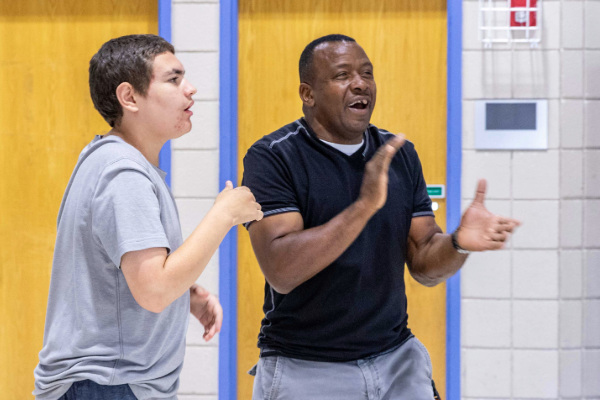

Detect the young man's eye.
xmin=170 ymin=77 xmax=179 ymax=83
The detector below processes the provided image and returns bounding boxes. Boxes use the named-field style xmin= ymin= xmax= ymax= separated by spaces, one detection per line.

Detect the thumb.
xmin=224 ymin=180 xmax=233 ymax=190
xmin=473 ymin=179 xmax=487 ymax=205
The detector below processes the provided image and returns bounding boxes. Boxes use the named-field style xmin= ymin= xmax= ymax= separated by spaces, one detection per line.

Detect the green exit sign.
xmin=427 ymin=185 xmax=445 ymax=199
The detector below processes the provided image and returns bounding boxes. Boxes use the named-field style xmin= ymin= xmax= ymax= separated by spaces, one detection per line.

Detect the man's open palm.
xmin=457 ymin=179 xmax=521 ymax=251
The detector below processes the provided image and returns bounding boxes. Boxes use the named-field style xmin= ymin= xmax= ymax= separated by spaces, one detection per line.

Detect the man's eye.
xmin=335 ymin=73 xmax=348 ymax=79
xmin=170 ymin=77 xmax=179 ymax=83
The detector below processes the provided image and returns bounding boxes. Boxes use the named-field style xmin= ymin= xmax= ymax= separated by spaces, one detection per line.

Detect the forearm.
xmin=141 ymin=206 xmax=232 ymax=312
xmin=257 ymin=201 xmax=375 ymax=294
xmin=409 ymin=232 xmax=468 ymax=287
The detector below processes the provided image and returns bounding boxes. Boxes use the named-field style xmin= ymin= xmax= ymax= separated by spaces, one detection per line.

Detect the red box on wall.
xmin=510 ymin=0 xmax=537 ymax=27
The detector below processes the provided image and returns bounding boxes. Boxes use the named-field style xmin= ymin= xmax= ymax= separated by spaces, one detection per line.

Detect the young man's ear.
xmin=116 ymin=82 xmax=139 ymax=113
xmin=299 ymin=83 xmax=315 ymax=107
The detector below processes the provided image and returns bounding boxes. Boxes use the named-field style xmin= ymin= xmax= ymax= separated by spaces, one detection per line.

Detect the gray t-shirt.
xmin=33 ymin=135 xmax=189 ymax=400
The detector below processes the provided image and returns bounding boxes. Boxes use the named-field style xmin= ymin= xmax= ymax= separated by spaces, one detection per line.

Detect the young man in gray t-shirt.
xmin=33 ymin=35 xmax=263 ymax=400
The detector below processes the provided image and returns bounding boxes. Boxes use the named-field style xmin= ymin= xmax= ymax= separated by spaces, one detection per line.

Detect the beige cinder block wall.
xmin=460 ymin=1 xmax=600 ymax=399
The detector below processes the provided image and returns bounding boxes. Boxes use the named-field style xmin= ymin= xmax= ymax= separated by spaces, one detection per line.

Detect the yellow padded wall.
xmin=0 ymin=2 xmax=156 ymax=398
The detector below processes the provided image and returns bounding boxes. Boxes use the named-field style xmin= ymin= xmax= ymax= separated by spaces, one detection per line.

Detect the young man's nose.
xmin=185 ymin=79 xmax=197 ymax=97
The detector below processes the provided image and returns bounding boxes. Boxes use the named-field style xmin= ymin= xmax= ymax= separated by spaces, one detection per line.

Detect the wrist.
xmin=451 ymin=229 xmax=471 ymax=254
xmin=207 ymin=203 xmax=237 ymax=229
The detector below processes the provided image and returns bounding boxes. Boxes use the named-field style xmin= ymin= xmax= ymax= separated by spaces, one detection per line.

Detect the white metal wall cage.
xmin=478 ymin=0 xmax=542 ymax=47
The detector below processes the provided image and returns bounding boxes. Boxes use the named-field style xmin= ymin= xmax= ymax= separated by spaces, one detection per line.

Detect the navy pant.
xmin=58 ymin=380 xmax=137 ymax=400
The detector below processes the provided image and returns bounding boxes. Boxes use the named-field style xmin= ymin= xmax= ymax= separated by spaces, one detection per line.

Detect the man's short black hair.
xmin=89 ymin=34 xmax=175 ymax=128
xmin=299 ymin=34 xmax=356 ymax=84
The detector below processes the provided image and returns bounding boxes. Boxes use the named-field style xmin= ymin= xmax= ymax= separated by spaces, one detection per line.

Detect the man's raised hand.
xmin=358 ymin=134 xmax=405 ymax=214
xmin=456 ymin=179 xmax=521 ymax=251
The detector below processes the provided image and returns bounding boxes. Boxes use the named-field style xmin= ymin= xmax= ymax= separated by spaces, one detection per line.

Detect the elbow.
xmin=410 ymin=272 xmax=439 ymax=287
xmin=265 ymin=275 xmax=295 ymax=295
xmin=261 ymin=264 xmax=297 ymax=295
xmin=408 ymin=265 xmax=444 ymax=288
xmin=133 ymin=291 xmax=171 ymax=314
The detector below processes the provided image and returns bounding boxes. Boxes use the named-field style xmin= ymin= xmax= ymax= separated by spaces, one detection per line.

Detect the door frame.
xmin=217 ymin=1 xmax=463 ymax=399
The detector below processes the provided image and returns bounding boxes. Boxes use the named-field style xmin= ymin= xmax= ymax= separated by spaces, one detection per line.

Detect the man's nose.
xmin=350 ymin=73 xmax=368 ymax=92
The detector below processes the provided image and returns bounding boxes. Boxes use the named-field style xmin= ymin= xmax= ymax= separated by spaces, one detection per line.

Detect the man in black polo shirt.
xmin=242 ymin=34 xmax=519 ymax=399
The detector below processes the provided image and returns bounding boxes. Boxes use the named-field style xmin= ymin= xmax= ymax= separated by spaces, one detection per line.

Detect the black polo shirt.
xmin=242 ymin=118 xmax=434 ymax=362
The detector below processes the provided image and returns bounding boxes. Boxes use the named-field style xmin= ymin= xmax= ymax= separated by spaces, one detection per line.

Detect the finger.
xmin=235 ymin=185 xmax=252 ymax=193
xmin=379 ymin=135 xmax=405 ymax=173
xmin=214 ymin=302 xmax=223 ymax=333
xmin=256 ymin=202 xmax=262 ymax=211
xmin=487 ymin=240 xmax=505 ymax=250
xmin=487 ymin=231 xmax=508 ymax=242
xmin=255 ymin=210 xmax=264 ymax=221
xmin=473 ymin=179 xmax=487 ymax=205
xmin=225 ymin=180 xmax=233 ymax=190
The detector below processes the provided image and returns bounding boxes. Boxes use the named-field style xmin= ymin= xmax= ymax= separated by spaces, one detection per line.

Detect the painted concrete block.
xmin=462 ymin=151 xmax=511 ymax=200
xmin=463 ymin=51 xmax=512 ymax=99
xmin=585 ymin=51 xmax=600 ymax=98
xmin=585 ymin=1 xmax=600 ymax=49
xmin=562 ymin=1 xmax=584 ymax=49
xmin=584 ymin=200 xmax=600 ymax=248
xmin=548 ymin=99 xmax=560 ymax=149
xmin=462 ymin=100 xmax=475 ymax=150
xmin=176 ymin=198 xmax=216 ymax=239
xmin=512 ymin=151 xmax=559 ymax=199
xmin=178 ymin=347 xmax=218 ymax=394
xmin=560 ymin=250 xmax=583 ymax=299
xmin=172 ymin=101 xmax=219 ymax=150
xmin=464 ymin=349 xmax=511 ymax=398
xmin=584 ymin=300 xmax=600 ymax=348
xmin=560 ymin=200 xmax=583 ymax=248
xmin=462 ymin=299 xmax=511 ymax=347
xmin=512 ymin=350 xmax=559 ymax=398
xmin=513 ymin=300 xmax=559 ymax=348
xmin=171 ymin=150 xmax=219 ymax=198
xmin=585 ymin=251 xmax=600 ymax=299
xmin=560 ymin=150 xmax=584 ymax=198
xmin=513 ymin=201 xmax=559 ymax=249
xmin=173 ymin=3 xmax=219 ymax=51
xmin=562 ymin=51 xmax=584 ymax=98
xmin=513 ymin=250 xmax=558 ymax=299
xmin=583 ymin=350 xmax=600 ymax=396
xmin=585 ymin=100 xmax=600 ymax=148
xmin=560 ymin=350 xmax=582 ymax=398
xmin=513 ymin=50 xmax=560 ymax=99
xmin=585 ymin=150 xmax=600 ymax=197
xmin=196 ymin=255 xmax=219 ymax=296
xmin=560 ymin=300 xmax=583 ymax=348
xmin=560 ymin=100 xmax=584 ymax=149
xmin=461 ymin=250 xmax=511 ymax=299
xmin=177 ymin=52 xmax=219 ymax=101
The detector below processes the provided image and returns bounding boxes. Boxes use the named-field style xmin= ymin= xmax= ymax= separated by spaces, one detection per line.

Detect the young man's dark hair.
xmin=298 ymin=34 xmax=356 ymax=83
xmin=89 ymin=34 xmax=174 ymax=127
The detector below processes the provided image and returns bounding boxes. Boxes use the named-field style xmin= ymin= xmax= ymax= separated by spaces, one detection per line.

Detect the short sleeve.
xmin=242 ymin=144 xmax=300 ymax=228
xmin=92 ymin=158 xmax=170 ymax=268
xmin=409 ymin=145 xmax=435 ymax=218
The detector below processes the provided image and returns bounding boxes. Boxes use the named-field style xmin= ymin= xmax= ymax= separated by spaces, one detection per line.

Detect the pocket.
xmin=413 ymin=337 xmax=433 ymax=378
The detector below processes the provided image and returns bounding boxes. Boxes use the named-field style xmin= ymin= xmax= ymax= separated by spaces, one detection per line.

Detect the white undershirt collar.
xmin=320 ymin=138 xmax=365 ymax=156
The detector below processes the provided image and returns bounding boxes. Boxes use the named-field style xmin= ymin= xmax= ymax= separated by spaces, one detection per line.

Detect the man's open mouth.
xmin=348 ymin=99 xmax=369 ymax=110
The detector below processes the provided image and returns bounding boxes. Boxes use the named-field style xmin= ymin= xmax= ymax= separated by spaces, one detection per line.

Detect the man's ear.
xmin=115 ymin=82 xmax=139 ymax=113
xmin=299 ymin=83 xmax=315 ymax=107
